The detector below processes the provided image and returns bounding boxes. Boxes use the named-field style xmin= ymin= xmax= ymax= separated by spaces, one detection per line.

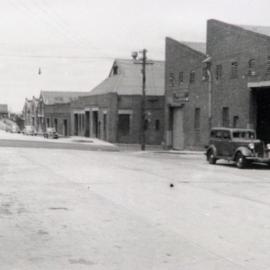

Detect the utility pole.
xmin=141 ymin=49 xmax=147 ymax=151
xmin=132 ymin=49 xmax=152 ymax=151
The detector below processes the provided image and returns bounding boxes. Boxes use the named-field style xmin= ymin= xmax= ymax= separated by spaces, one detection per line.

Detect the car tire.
xmin=235 ymin=153 xmax=247 ymax=169
xmin=207 ymin=150 xmax=217 ymax=165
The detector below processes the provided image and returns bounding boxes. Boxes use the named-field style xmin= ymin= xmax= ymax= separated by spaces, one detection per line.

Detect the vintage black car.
xmin=206 ymin=128 xmax=270 ymax=168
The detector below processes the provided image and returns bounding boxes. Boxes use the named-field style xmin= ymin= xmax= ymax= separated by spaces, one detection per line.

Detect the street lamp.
xmin=131 ymin=49 xmax=152 ymax=151
xmin=202 ymin=55 xmax=212 ymax=131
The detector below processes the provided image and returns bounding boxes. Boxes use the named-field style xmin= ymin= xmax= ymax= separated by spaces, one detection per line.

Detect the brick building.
xmin=71 ymin=59 xmax=165 ymax=144
xmin=22 ymin=97 xmax=39 ymax=127
xmin=164 ymin=39 xmax=208 ymax=149
xmin=165 ymin=19 xmax=270 ymax=149
xmin=38 ymin=91 xmax=87 ymax=136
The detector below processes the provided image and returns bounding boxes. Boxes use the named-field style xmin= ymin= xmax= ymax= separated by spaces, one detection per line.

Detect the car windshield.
xmin=232 ymin=131 xmax=255 ymax=139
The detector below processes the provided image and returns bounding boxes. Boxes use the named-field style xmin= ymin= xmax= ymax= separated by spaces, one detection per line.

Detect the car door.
xmin=219 ymin=130 xmax=233 ymax=158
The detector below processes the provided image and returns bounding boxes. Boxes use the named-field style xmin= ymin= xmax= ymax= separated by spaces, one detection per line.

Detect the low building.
xmin=0 ymin=104 xmax=8 ymax=118
xmin=38 ymin=91 xmax=87 ymax=136
xmin=71 ymin=59 xmax=165 ymax=145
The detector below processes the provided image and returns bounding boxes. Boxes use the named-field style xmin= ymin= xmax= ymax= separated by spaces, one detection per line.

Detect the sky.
xmin=0 ymin=0 xmax=269 ymax=112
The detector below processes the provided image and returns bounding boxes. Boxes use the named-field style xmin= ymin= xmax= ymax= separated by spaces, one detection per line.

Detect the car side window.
xmin=223 ymin=131 xmax=230 ymax=140
xmin=216 ymin=131 xmax=222 ymax=139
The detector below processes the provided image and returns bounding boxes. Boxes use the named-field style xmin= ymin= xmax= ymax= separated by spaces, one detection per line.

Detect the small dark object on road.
xmin=170 ymin=183 xmax=174 ymax=188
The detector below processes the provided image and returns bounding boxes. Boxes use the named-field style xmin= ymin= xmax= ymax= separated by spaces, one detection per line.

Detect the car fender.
xmin=233 ymin=146 xmax=252 ymax=160
xmin=206 ymin=145 xmax=217 ymax=157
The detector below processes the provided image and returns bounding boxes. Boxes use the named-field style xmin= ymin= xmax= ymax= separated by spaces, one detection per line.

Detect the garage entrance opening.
xmin=169 ymin=106 xmax=184 ymax=150
xmin=255 ymin=88 xmax=270 ymax=143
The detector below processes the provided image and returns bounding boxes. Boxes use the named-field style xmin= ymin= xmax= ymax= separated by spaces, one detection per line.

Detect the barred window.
xmin=194 ymin=108 xmax=200 ymax=129
xmin=189 ymin=71 xmax=195 ymax=83
xmin=215 ymin=64 xmax=222 ymax=80
xmin=248 ymin=59 xmax=255 ymax=76
xmin=222 ymin=107 xmax=230 ymax=127
xmin=202 ymin=67 xmax=209 ymax=81
xmin=178 ymin=72 xmax=184 ymax=84
xmin=231 ymin=62 xmax=238 ymax=79
xmin=169 ymin=73 xmax=175 ymax=87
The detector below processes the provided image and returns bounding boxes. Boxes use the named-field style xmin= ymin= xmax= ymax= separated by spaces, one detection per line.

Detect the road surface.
xmin=0 ymin=146 xmax=269 ymax=269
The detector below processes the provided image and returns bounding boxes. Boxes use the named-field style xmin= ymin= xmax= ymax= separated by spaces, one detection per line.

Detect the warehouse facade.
xmin=71 ymin=59 xmax=165 ymax=145
xmin=164 ymin=19 xmax=270 ymax=149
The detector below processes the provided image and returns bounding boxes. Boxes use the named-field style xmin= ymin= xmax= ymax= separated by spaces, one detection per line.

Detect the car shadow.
xmin=215 ymin=160 xmax=270 ymax=170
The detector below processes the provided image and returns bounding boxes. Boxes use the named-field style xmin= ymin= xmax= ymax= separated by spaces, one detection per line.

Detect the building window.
xmin=267 ymin=56 xmax=270 ymax=74
xmin=222 ymin=107 xmax=229 ymax=127
xmin=189 ymin=71 xmax=195 ymax=83
xmin=194 ymin=108 xmax=200 ymax=130
xmin=46 ymin=118 xmax=50 ymax=127
xmin=118 ymin=114 xmax=130 ymax=136
xmin=178 ymin=72 xmax=184 ymax=84
xmin=169 ymin=73 xmax=175 ymax=87
xmin=112 ymin=65 xmax=118 ymax=75
xmin=155 ymin=119 xmax=160 ymax=131
xmin=231 ymin=61 xmax=238 ymax=78
xmin=248 ymin=59 xmax=256 ymax=76
xmin=215 ymin=64 xmax=222 ymax=80
xmin=202 ymin=67 xmax=209 ymax=81
xmin=233 ymin=116 xmax=239 ymax=128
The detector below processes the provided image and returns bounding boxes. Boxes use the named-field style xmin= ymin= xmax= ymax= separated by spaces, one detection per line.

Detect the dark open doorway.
xmin=85 ymin=111 xmax=90 ymax=137
xmin=92 ymin=111 xmax=98 ymax=138
xmin=63 ymin=119 xmax=68 ymax=136
xmin=255 ymin=88 xmax=270 ymax=143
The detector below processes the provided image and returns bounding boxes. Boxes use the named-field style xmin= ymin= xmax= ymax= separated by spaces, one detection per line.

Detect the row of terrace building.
xmin=23 ymin=19 xmax=270 ymax=149
xmin=23 ymin=59 xmax=165 ymax=145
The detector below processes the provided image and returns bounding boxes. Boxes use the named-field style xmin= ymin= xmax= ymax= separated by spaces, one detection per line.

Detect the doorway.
xmin=63 ymin=119 xmax=68 ymax=136
xmin=92 ymin=111 xmax=98 ymax=138
xmin=255 ymin=88 xmax=270 ymax=143
xmin=85 ymin=111 xmax=90 ymax=137
xmin=171 ymin=107 xmax=184 ymax=150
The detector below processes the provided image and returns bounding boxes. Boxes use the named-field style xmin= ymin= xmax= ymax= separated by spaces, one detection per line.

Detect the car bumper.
xmin=246 ymin=156 xmax=270 ymax=163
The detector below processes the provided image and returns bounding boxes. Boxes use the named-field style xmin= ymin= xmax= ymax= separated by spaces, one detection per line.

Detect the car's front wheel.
xmin=235 ymin=153 xmax=247 ymax=169
xmin=207 ymin=150 xmax=217 ymax=165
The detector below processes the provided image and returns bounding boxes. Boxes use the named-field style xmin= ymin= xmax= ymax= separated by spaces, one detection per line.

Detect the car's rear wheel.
xmin=235 ymin=153 xmax=247 ymax=169
xmin=207 ymin=150 xmax=217 ymax=165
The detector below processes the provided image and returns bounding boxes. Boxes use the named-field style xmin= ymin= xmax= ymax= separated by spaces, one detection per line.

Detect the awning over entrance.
xmin=248 ymin=81 xmax=270 ymax=88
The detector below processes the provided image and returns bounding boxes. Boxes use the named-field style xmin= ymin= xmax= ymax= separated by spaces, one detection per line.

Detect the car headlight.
xmin=248 ymin=143 xmax=255 ymax=150
xmin=266 ymin=144 xmax=270 ymax=150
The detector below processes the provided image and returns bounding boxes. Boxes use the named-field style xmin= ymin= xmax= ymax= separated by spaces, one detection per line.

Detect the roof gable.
xmin=89 ymin=59 xmax=165 ymax=96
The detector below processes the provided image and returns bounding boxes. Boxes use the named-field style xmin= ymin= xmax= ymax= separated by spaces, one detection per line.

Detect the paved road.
xmin=0 ymin=147 xmax=269 ymax=269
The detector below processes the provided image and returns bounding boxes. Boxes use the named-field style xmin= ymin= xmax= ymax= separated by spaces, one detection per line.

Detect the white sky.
xmin=0 ymin=0 xmax=269 ymax=112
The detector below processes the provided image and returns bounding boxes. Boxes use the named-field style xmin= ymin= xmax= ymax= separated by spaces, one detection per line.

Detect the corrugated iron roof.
xmin=40 ymin=91 xmax=88 ymax=105
xmin=181 ymin=42 xmax=206 ymax=54
xmin=89 ymin=59 xmax=165 ymax=96
xmin=238 ymin=24 xmax=270 ymax=37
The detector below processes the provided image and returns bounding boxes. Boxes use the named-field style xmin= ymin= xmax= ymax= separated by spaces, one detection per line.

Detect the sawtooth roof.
xmin=181 ymin=41 xmax=206 ymax=54
xmin=40 ymin=91 xmax=87 ymax=105
xmin=89 ymin=59 xmax=165 ymax=96
xmin=238 ymin=24 xmax=270 ymax=37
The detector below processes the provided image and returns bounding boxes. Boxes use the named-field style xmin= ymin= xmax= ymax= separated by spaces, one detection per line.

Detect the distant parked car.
xmin=43 ymin=127 xmax=59 ymax=139
xmin=205 ymin=127 xmax=270 ymax=168
xmin=22 ymin=125 xmax=37 ymax=136
xmin=10 ymin=125 xmax=20 ymax=133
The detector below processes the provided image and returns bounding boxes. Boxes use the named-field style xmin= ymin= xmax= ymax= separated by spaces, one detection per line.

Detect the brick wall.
xmin=207 ymin=19 xmax=270 ymax=130
xmin=164 ymin=37 xmax=209 ymax=150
